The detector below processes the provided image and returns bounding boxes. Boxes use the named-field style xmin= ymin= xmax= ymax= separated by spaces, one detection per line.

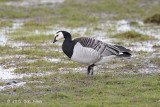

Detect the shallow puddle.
xmin=100 ymin=20 xmax=160 ymax=52
xmin=0 ymin=21 xmax=25 ymax=47
xmin=129 ymin=41 xmax=158 ymax=52
xmin=0 ymin=81 xmax=26 ymax=91
xmin=0 ymin=67 xmax=19 ymax=80
xmin=0 ymin=66 xmax=54 ymax=91
xmin=44 ymin=57 xmax=61 ymax=62
xmin=4 ymin=0 xmax=65 ymax=7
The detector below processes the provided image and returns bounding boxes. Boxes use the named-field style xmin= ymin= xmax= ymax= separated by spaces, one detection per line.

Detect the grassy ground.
xmin=0 ymin=0 xmax=160 ymax=106
xmin=0 ymin=0 xmax=160 ymax=27
xmin=0 ymin=72 xmax=160 ymax=107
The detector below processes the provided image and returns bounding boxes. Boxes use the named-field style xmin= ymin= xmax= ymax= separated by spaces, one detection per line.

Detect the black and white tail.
xmin=114 ymin=45 xmax=131 ymax=57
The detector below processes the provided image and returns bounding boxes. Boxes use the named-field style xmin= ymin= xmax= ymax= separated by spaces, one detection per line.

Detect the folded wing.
xmin=73 ymin=37 xmax=131 ymax=57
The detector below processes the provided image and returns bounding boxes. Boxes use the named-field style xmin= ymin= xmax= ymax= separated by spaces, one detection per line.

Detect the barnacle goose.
xmin=53 ymin=31 xmax=131 ymax=75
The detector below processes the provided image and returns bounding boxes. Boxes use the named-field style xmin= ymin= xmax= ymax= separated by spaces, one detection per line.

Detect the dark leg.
xmin=91 ymin=66 xmax=94 ymax=75
xmin=87 ymin=64 xmax=95 ymax=75
xmin=87 ymin=66 xmax=91 ymax=75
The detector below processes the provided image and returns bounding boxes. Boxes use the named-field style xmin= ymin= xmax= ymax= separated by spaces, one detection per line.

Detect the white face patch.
xmin=55 ymin=32 xmax=64 ymax=41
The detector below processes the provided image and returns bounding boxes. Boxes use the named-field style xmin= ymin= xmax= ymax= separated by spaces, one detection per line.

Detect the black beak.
xmin=53 ymin=39 xmax=57 ymax=43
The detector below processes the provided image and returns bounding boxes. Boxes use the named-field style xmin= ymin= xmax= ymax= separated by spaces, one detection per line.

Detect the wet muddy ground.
xmin=0 ymin=0 xmax=160 ymax=106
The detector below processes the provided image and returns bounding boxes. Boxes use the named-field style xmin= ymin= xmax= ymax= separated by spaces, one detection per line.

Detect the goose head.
xmin=53 ymin=31 xmax=72 ymax=43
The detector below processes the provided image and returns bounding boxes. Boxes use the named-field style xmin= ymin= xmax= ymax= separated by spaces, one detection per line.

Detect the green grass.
xmin=129 ymin=21 xmax=139 ymax=26
xmin=111 ymin=41 xmax=125 ymax=45
xmin=0 ymin=48 xmax=67 ymax=69
xmin=0 ymin=20 xmax=13 ymax=28
xmin=13 ymin=60 xmax=58 ymax=73
xmin=0 ymin=47 xmax=83 ymax=73
xmin=0 ymin=45 xmax=12 ymax=51
xmin=0 ymin=5 xmax=28 ymax=18
xmin=12 ymin=34 xmax=52 ymax=43
xmin=57 ymin=5 xmax=99 ymax=27
xmin=0 ymin=73 xmax=160 ymax=106
xmin=13 ymin=60 xmax=83 ymax=73
xmin=22 ymin=21 xmax=53 ymax=31
xmin=0 ymin=45 xmax=15 ymax=56
xmin=0 ymin=0 xmax=160 ymax=27
xmin=0 ymin=5 xmax=56 ymax=19
xmin=7 ymin=22 xmax=51 ymax=37
xmin=110 ymin=31 xmax=157 ymax=41
xmin=0 ymin=48 xmax=61 ymax=57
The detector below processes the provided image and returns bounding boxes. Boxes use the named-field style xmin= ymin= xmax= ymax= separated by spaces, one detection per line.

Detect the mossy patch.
xmin=110 ymin=31 xmax=157 ymax=41
xmin=129 ymin=21 xmax=139 ymax=26
xmin=144 ymin=13 xmax=160 ymax=24
xmin=0 ymin=82 xmax=5 ymax=86
xmin=153 ymin=44 xmax=160 ymax=48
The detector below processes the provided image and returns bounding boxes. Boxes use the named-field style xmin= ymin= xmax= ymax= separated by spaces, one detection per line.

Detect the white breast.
xmin=71 ymin=42 xmax=101 ymax=65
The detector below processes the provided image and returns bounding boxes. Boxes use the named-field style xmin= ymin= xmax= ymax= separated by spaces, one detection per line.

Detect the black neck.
xmin=62 ymin=37 xmax=75 ymax=58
